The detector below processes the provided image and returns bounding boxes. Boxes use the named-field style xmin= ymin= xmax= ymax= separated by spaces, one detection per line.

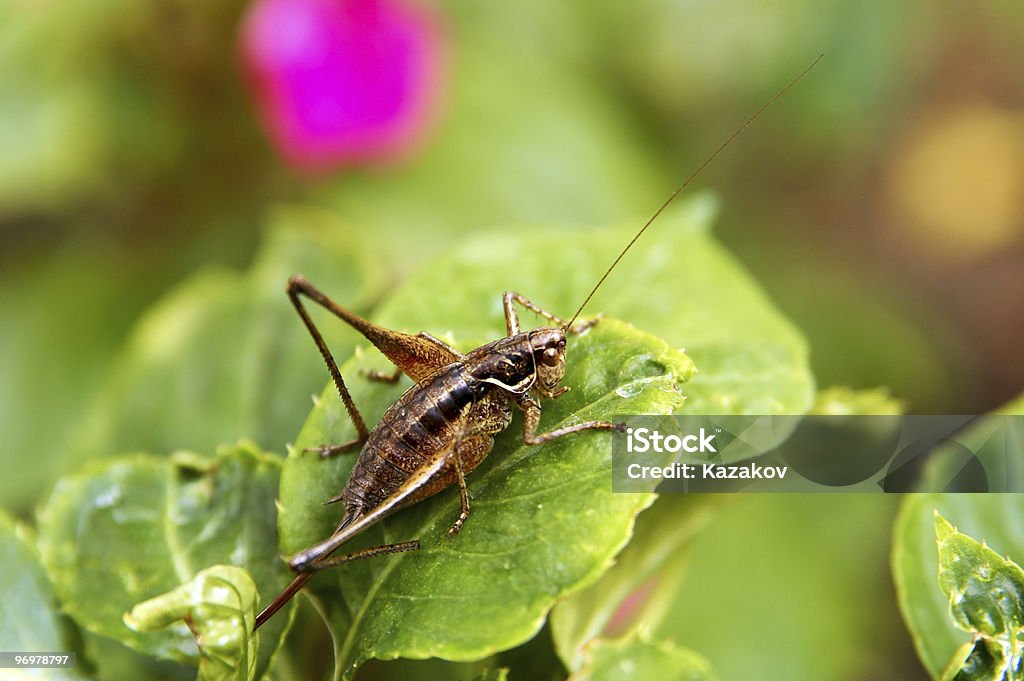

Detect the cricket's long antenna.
xmin=564 ymin=54 xmax=823 ymax=331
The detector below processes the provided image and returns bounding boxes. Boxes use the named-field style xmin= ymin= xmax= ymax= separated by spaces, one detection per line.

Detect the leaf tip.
xmin=934 ymin=510 xmax=956 ymax=542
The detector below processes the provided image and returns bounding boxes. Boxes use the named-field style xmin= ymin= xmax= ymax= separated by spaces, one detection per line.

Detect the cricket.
xmin=253 ymin=55 xmax=822 ymax=630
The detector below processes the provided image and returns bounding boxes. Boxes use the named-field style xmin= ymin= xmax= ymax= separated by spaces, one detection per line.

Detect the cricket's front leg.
xmin=518 ymin=396 xmax=625 ymax=446
xmin=503 ymin=291 xmax=604 ymax=335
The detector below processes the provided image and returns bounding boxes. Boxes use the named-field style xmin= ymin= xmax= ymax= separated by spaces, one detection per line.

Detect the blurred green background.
xmin=2 ymin=1 xmax=1023 ymax=680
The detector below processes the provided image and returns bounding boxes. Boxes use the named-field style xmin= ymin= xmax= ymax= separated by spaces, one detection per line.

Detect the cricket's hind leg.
xmin=288 ymin=275 xmax=467 ymax=458
xmin=253 ymin=539 xmax=420 ymax=631
xmin=288 ymin=275 xmax=372 ymax=457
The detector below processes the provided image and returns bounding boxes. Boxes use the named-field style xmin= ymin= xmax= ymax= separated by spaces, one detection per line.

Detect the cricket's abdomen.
xmin=341 ymin=364 xmax=501 ymax=512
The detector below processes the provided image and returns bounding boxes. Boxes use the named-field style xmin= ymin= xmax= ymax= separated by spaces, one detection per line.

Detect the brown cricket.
xmin=253 ymin=55 xmax=822 ymax=630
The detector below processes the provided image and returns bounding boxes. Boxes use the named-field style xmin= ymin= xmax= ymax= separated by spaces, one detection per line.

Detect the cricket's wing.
xmin=288 ymin=442 xmax=455 ymax=570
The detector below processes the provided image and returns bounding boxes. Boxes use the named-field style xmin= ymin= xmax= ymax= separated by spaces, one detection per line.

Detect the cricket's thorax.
xmin=464 ymin=332 xmax=540 ymax=393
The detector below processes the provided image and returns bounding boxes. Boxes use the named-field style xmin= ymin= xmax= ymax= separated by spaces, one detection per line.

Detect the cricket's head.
xmin=528 ymin=327 xmax=567 ymax=397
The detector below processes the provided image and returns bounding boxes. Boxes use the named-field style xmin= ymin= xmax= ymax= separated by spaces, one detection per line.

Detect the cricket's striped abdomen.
xmin=341 ymin=364 xmax=478 ymax=511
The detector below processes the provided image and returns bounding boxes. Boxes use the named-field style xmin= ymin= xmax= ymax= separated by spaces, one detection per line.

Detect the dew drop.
xmin=616 ymin=383 xmax=643 ymax=399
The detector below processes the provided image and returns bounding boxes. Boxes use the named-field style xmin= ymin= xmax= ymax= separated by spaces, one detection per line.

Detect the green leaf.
xmin=932 ymin=513 xmax=1024 ymax=680
xmin=550 ymin=496 xmax=719 ymax=672
xmin=278 ymin=320 xmax=693 ymax=679
xmin=568 ymin=632 xmax=716 ymax=681
xmin=0 ymin=509 xmax=88 ymax=681
xmin=894 ymin=495 xmax=1024 ymax=678
xmin=71 ymin=207 xmax=390 ymax=461
xmin=125 ymin=565 xmax=259 ymax=681
xmin=935 ymin=514 xmax=1024 ymax=637
xmin=37 ymin=443 xmax=293 ymax=680
xmin=474 ymin=669 xmax=509 ymax=681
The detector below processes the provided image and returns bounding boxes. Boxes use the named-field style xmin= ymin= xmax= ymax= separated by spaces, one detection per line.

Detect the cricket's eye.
xmin=541 ymin=347 xmax=560 ymax=367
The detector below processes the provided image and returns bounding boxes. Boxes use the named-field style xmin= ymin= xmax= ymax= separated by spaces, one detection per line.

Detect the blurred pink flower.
xmin=605 ymin=579 xmax=656 ymax=637
xmin=241 ymin=0 xmax=447 ymax=173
